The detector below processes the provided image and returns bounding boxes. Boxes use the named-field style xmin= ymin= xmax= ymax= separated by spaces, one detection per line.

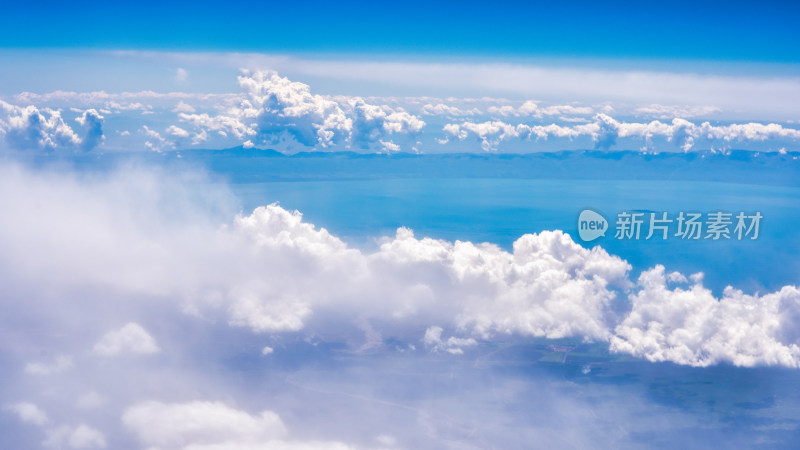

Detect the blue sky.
xmin=1 ymin=1 xmax=799 ymax=154
xmin=3 ymin=0 xmax=800 ymax=62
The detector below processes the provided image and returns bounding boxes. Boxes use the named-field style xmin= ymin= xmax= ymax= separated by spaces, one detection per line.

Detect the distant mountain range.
xmin=46 ymin=146 xmax=800 ymax=185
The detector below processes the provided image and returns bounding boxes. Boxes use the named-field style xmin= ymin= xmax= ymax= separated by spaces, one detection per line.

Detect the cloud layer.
xmin=2 ymin=70 xmax=799 ymax=154
xmin=0 ymin=101 xmax=104 ymax=152
xmin=0 ymin=162 xmax=797 ymax=368
xmin=1 ymin=161 xmax=799 ymax=448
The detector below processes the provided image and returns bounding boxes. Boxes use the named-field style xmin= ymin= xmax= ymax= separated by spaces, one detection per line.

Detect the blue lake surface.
xmin=229 ymin=178 xmax=800 ymax=295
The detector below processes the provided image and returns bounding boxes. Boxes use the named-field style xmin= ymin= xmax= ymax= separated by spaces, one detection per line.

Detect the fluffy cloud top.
xmin=122 ymin=401 xmax=287 ymax=448
xmin=122 ymin=401 xmax=352 ymax=450
xmin=1 ymin=162 xmax=800 ymax=449
xmin=423 ymin=326 xmax=477 ymax=354
xmin=177 ymin=71 xmax=424 ymax=151
xmin=4 ymin=71 xmax=799 ymax=153
xmin=92 ymin=323 xmax=160 ymax=356
xmin=5 ymin=402 xmax=49 ymax=426
xmin=5 ymin=402 xmax=105 ymax=449
xmin=611 ymin=266 xmax=800 ymax=367
xmin=237 ymin=70 xmax=351 ymax=147
xmin=488 ymin=101 xmax=593 ymax=118
xmin=0 ymin=163 xmax=798 ymax=370
xmin=442 ymin=114 xmax=800 ymax=151
xmin=0 ymin=101 xmax=103 ymax=152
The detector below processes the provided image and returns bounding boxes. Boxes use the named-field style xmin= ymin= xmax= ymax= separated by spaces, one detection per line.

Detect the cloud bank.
xmin=1 ymin=161 xmax=799 ymax=448
xmin=0 ymin=162 xmax=797 ymax=369
xmin=3 ymin=69 xmax=799 ymax=153
xmin=0 ymin=101 xmax=104 ymax=152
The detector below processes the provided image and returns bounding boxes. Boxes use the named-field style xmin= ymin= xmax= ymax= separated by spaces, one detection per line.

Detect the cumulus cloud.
xmin=7 ymin=71 xmax=799 ymax=153
xmin=0 ymin=101 xmax=104 ymax=152
xmin=172 ymin=101 xmax=196 ymax=114
xmin=635 ymin=104 xmax=722 ymax=119
xmin=74 ymin=109 xmax=104 ymax=151
xmin=610 ymin=266 xmax=800 ymax=367
xmin=348 ymin=98 xmax=424 ymax=149
xmin=236 ymin=70 xmax=351 ymax=147
xmin=5 ymin=402 xmax=49 ymax=426
xmin=441 ymin=114 xmax=800 ymax=151
xmin=177 ymin=112 xmax=254 ymax=141
xmin=421 ymin=103 xmax=480 ymax=117
xmin=5 ymin=402 xmax=105 ymax=449
xmin=141 ymin=125 xmax=173 ymax=152
xmin=122 ymin=401 xmax=286 ymax=448
xmin=441 ymin=120 xmax=588 ymax=151
xmin=122 ymin=401 xmax=352 ymax=450
xmin=166 ymin=125 xmax=190 ymax=138
xmin=488 ymin=101 xmax=593 ymax=118
xmin=1 ymin=161 xmax=800 ymax=449
xmin=423 ymin=326 xmax=477 ymax=355
xmin=93 ymin=323 xmax=160 ymax=356
xmin=175 ymin=71 xmax=425 ymax=152
xmin=0 ymin=161 xmax=798 ymax=392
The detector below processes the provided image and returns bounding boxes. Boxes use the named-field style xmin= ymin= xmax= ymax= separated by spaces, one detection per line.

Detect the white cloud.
xmin=93 ymin=323 xmax=160 ymax=356
xmin=635 ymin=104 xmax=722 ymax=119
xmin=172 ymin=101 xmax=196 ymax=113
xmin=141 ymin=125 xmax=173 ymax=152
xmin=175 ymin=71 xmax=425 ymax=152
xmin=44 ymin=424 xmax=106 ymax=449
xmin=1 ymin=162 xmax=799 ymax=372
xmin=6 ymin=69 xmax=799 ymax=153
xmin=488 ymin=101 xmax=592 ymax=118
xmin=236 ymin=70 xmax=351 ymax=147
xmin=74 ymin=109 xmax=105 ymax=151
xmin=0 ymin=101 xmax=84 ymax=152
xmin=175 ymin=68 xmax=189 ymax=83
xmin=421 ymin=103 xmax=480 ymax=117
xmin=224 ymin=209 xmax=631 ymax=341
xmin=610 ymin=266 xmax=800 ymax=367
xmin=5 ymin=402 xmax=49 ymax=426
xmin=122 ymin=401 xmax=286 ymax=448
xmin=177 ymin=112 xmax=254 ymax=140
xmin=25 ymin=356 xmax=73 ymax=375
xmin=122 ymin=401 xmax=353 ymax=450
xmin=441 ymin=114 xmax=800 ymax=151
xmin=167 ymin=125 xmax=190 ymax=138
xmin=13 ymin=91 xmax=237 ymax=115
xmin=380 ymin=140 xmax=400 ymax=152
xmin=220 ymin=54 xmax=800 ymax=120
xmin=423 ymin=326 xmax=477 ymax=355
xmin=441 ymin=120 xmax=587 ymax=151
xmin=348 ymin=98 xmax=424 ymax=149
xmin=6 ymin=402 xmax=106 ymax=449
